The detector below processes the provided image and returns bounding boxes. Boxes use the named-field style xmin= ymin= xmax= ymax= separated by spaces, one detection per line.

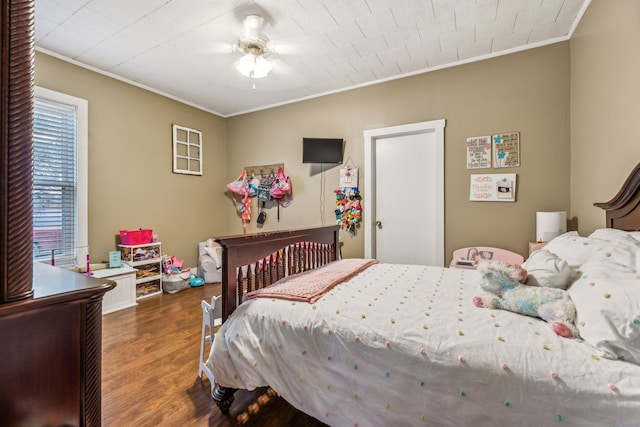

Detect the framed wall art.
xmin=469 ymin=173 xmax=517 ymax=202
xmin=172 ymin=124 xmax=202 ymax=175
xmin=466 ymin=135 xmax=492 ymax=169
xmin=492 ymin=132 xmax=520 ymax=168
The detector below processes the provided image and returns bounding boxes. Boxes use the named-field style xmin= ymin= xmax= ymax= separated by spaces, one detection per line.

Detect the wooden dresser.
xmin=0 ymin=263 xmax=114 ymax=425
xmin=0 ymin=2 xmax=115 ymax=424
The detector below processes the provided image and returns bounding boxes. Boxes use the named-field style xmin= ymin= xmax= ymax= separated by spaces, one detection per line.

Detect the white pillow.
xmin=543 ymin=231 xmax=604 ymax=269
xmin=569 ymin=257 xmax=640 ymax=364
xmin=589 ymin=228 xmax=629 ymax=241
xmin=522 ymin=249 xmax=573 ymax=289
xmin=590 ymin=227 xmax=640 ymax=242
xmin=582 ymin=233 xmax=640 ymax=272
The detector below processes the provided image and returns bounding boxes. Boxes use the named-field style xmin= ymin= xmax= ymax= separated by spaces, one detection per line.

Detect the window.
xmin=33 ymin=87 xmax=88 ymax=266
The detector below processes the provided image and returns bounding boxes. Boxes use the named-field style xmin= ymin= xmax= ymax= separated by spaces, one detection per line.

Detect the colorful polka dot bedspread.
xmin=209 ymin=262 xmax=640 ymax=426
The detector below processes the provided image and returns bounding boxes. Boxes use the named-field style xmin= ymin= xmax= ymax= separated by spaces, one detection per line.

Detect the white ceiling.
xmin=35 ymin=0 xmax=591 ymax=117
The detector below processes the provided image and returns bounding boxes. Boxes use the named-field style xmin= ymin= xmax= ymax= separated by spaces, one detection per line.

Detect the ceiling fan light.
xmin=253 ymin=55 xmax=272 ymax=78
xmin=236 ymin=53 xmax=255 ymax=77
xmin=236 ymin=53 xmax=272 ymax=79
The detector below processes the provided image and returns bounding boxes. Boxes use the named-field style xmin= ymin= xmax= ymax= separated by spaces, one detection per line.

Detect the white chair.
xmin=198 ymin=295 xmax=222 ymax=387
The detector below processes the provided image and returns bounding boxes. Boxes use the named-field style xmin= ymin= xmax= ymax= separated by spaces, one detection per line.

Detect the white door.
xmin=364 ymin=120 xmax=445 ymax=266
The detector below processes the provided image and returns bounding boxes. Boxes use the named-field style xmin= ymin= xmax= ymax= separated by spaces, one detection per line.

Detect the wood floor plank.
xmin=102 ymin=283 xmax=328 ymax=426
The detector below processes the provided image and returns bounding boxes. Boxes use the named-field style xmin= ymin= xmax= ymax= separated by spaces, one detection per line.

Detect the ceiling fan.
xmin=235 ymin=15 xmax=274 ymax=83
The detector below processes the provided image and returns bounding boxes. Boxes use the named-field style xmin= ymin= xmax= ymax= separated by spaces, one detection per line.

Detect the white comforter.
xmin=209 ymin=263 xmax=640 ymax=426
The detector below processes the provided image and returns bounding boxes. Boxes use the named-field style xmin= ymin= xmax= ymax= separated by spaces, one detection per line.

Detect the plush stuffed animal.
xmin=473 ymin=261 xmax=578 ymax=338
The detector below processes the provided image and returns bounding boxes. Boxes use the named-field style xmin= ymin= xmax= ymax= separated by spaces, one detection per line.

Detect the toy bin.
xmin=163 ymin=272 xmax=190 ymax=294
xmin=136 ymin=278 xmax=161 ymax=298
xmin=119 ymin=229 xmax=153 ymax=245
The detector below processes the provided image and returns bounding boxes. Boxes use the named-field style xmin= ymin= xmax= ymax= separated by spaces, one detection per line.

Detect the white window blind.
xmin=33 ymin=88 xmax=88 ymax=266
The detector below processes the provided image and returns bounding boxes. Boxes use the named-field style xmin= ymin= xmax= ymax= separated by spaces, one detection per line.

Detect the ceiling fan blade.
xmin=210 ymin=40 xmax=237 ymax=55
xmin=269 ymin=41 xmax=302 ymax=56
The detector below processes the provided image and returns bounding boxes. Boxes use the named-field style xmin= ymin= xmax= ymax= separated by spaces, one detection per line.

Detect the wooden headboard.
xmin=594 ymin=162 xmax=640 ymax=231
xmin=215 ymin=225 xmax=340 ymax=321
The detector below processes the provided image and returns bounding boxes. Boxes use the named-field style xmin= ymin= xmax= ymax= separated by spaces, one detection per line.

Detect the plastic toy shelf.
xmin=118 ymin=242 xmax=163 ymax=299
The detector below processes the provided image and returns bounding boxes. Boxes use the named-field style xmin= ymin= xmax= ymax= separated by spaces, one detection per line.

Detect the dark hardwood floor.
xmin=102 ymin=282 xmax=329 ymax=426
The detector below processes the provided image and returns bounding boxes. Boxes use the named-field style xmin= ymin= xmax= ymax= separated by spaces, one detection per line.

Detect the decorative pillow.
xmin=569 ymin=257 xmax=640 ymax=364
xmin=522 ymin=249 xmax=573 ymax=289
xmin=543 ymin=231 xmax=604 ymax=269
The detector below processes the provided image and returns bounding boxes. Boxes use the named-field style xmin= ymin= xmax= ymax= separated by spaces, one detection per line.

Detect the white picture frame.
xmin=172 ymin=124 xmax=202 ymax=175
xmin=466 ymin=135 xmax=492 ymax=169
xmin=470 ymin=173 xmax=517 ymax=202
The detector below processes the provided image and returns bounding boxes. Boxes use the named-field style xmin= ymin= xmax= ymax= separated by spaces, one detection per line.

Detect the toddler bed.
xmin=207 ymin=163 xmax=640 ymax=426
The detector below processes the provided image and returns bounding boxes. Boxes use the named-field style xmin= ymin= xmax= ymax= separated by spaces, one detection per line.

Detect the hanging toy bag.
xmin=258 ymin=170 xmax=276 ymax=202
xmin=226 ymin=169 xmax=254 ymax=232
xmin=270 ymin=167 xmax=292 ymax=207
xmin=246 ymin=173 xmax=260 ymax=198
xmin=226 ymin=169 xmax=249 ymax=197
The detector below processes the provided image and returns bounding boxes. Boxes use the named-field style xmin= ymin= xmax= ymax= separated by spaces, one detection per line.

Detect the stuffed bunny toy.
xmin=473 ymin=261 xmax=578 ymax=338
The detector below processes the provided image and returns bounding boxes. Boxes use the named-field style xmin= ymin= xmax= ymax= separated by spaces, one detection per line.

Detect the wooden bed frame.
xmin=215 ymin=225 xmax=340 ymax=322
xmin=594 ymin=162 xmax=640 ymax=231
xmin=211 ymin=161 xmax=640 ymax=415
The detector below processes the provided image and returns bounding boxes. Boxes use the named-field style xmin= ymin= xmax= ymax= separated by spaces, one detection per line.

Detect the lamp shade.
xmin=536 ymin=211 xmax=567 ymax=242
xmin=236 ymin=53 xmax=272 ymax=79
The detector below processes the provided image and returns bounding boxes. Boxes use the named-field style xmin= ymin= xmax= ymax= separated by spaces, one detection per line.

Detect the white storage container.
xmin=162 ymin=272 xmax=190 ymax=293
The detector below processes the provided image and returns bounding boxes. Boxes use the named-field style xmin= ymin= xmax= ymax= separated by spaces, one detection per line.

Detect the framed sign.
xmin=492 ymin=132 xmax=520 ymax=168
xmin=470 ymin=173 xmax=517 ymax=202
xmin=466 ymin=135 xmax=492 ymax=169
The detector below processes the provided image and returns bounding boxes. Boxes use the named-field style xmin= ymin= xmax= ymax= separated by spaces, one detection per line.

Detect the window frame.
xmin=33 ymin=86 xmax=88 ymax=265
xmin=172 ymin=124 xmax=203 ymax=175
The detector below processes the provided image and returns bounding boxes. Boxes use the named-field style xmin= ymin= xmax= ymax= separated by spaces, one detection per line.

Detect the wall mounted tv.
xmin=302 ymin=137 xmax=344 ymax=164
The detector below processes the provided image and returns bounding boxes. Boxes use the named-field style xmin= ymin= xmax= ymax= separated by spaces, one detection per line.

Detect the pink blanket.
xmin=246 ymin=258 xmax=379 ymax=303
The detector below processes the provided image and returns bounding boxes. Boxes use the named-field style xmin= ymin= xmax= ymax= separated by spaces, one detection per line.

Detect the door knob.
xmin=375 ymin=221 xmax=383 ymax=229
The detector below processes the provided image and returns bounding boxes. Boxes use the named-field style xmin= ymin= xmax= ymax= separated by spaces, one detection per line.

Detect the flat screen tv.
xmin=302 ymin=137 xmax=344 ymax=164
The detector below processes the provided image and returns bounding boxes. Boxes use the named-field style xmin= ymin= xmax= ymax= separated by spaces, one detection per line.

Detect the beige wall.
xmin=35 ymin=52 xmax=228 ymax=268
xmin=226 ymin=43 xmax=572 ymax=262
xmin=35 ymin=40 xmax=575 ymax=268
xmin=570 ymin=0 xmax=640 ymax=234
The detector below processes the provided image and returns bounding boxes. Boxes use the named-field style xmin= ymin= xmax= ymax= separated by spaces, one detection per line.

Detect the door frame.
xmin=363 ymin=119 xmax=446 ymax=264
